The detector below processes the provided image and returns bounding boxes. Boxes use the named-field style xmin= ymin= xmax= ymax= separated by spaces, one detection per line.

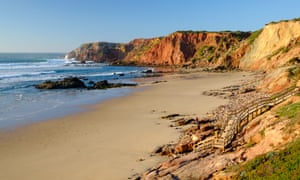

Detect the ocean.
xmin=0 ymin=53 xmax=147 ymax=129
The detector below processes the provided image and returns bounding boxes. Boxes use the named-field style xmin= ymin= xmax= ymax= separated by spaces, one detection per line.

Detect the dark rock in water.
xmin=142 ymin=69 xmax=154 ymax=73
xmin=35 ymin=77 xmax=86 ymax=89
xmin=93 ymin=80 xmax=112 ymax=89
xmin=92 ymin=80 xmax=137 ymax=89
xmin=88 ymin=80 xmax=95 ymax=85
xmin=36 ymin=78 xmax=137 ymax=90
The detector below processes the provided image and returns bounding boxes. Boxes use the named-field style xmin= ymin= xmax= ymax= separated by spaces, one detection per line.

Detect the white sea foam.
xmin=0 ymin=70 xmax=57 ymax=79
xmin=0 ymin=59 xmax=66 ymax=70
xmin=0 ymin=53 xmax=147 ymax=128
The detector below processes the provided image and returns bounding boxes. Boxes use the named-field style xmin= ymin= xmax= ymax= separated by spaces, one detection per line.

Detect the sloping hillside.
xmin=240 ymin=19 xmax=300 ymax=71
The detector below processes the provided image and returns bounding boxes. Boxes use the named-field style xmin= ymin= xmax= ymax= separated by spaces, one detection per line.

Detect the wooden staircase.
xmin=193 ymin=87 xmax=299 ymax=154
xmin=213 ymin=87 xmax=299 ymax=149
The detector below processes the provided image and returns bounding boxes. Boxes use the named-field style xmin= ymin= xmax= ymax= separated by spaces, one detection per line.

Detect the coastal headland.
xmin=1 ymin=18 xmax=300 ymax=179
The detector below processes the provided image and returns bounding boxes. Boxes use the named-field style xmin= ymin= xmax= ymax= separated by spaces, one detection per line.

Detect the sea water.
xmin=0 ymin=53 xmax=147 ymax=129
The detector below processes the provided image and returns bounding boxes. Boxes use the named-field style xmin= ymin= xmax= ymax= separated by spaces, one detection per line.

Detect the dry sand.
xmin=0 ymin=71 xmax=252 ymax=180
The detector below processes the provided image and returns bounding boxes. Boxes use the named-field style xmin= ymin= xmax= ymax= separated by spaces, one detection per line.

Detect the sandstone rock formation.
xmin=240 ymin=20 xmax=300 ymax=71
xmin=66 ymin=31 xmax=251 ymax=68
xmin=67 ymin=19 xmax=300 ymax=72
xmin=66 ymin=19 xmax=300 ymax=94
xmin=125 ymin=31 xmax=250 ymax=67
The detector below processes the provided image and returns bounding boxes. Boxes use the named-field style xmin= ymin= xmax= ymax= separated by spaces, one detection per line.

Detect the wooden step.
xmin=213 ymin=144 xmax=224 ymax=149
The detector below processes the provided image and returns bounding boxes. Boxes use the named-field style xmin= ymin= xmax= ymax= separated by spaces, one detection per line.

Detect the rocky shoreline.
xmin=34 ymin=66 xmax=299 ymax=180
xmin=35 ymin=77 xmax=137 ymax=90
xmin=34 ymin=68 xmax=164 ymax=90
xmin=2 ymin=68 xmax=298 ymax=180
xmin=133 ymin=67 xmax=300 ymax=180
xmin=128 ymin=72 xmax=275 ymax=179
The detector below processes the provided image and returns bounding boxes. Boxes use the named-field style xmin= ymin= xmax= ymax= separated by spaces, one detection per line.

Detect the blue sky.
xmin=0 ymin=0 xmax=299 ymax=53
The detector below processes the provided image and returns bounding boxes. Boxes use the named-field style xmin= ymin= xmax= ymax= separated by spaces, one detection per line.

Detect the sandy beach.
xmin=0 ymin=71 xmax=252 ymax=180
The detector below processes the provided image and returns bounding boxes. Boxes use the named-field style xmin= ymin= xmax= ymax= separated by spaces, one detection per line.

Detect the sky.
xmin=0 ymin=0 xmax=300 ymax=53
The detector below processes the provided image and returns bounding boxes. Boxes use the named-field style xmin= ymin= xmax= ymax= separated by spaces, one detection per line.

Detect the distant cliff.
xmin=66 ymin=31 xmax=251 ymax=68
xmin=66 ymin=18 xmax=300 ymax=92
xmin=66 ymin=42 xmax=129 ymax=63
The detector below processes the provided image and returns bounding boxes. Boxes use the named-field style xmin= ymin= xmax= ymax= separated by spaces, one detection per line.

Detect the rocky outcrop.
xmin=35 ymin=78 xmax=137 ymax=90
xmin=126 ymin=31 xmax=250 ymax=67
xmin=142 ymin=152 xmax=237 ymax=179
xmin=67 ymin=19 xmax=300 ymax=72
xmin=35 ymin=77 xmax=86 ymax=89
xmin=66 ymin=19 xmax=300 ymax=93
xmin=90 ymin=80 xmax=137 ymax=89
xmin=66 ymin=31 xmax=250 ymax=68
xmin=67 ymin=42 xmax=129 ymax=63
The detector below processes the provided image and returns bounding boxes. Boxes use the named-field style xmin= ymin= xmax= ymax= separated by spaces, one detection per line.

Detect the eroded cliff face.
xmin=125 ymin=32 xmax=250 ymax=67
xmin=66 ymin=19 xmax=300 ymax=92
xmin=239 ymin=20 xmax=300 ymax=71
xmin=237 ymin=20 xmax=300 ymax=93
xmin=66 ymin=31 xmax=250 ymax=68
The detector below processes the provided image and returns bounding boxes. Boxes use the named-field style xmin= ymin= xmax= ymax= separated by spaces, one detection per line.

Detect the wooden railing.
xmin=193 ymin=136 xmax=215 ymax=155
xmin=194 ymin=87 xmax=299 ymax=153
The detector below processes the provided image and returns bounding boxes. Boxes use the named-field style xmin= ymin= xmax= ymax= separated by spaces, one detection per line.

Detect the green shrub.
xmin=191 ymin=58 xmax=199 ymax=64
xmin=267 ymin=47 xmax=288 ymax=60
xmin=229 ymin=102 xmax=300 ymax=179
xmin=266 ymin=17 xmax=300 ymax=25
xmin=197 ymin=46 xmax=215 ymax=57
xmin=247 ymin=29 xmax=263 ymax=44
xmin=232 ymin=31 xmax=251 ymax=41
xmin=277 ymin=102 xmax=300 ymax=119
xmin=288 ymin=57 xmax=300 ymax=65
xmin=288 ymin=66 xmax=300 ymax=79
xmin=235 ymin=138 xmax=300 ymax=179
xmin=207 ymin=56 xmax=214 ymax=62
xmin=276 ymin=102 xmax=300 ymax=131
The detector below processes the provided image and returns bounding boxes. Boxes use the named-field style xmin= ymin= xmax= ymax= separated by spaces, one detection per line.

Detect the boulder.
xmin=35 ymin=77 xmax=86 ymax=89
xmin=141 ymin=68 xmax=154 ymax=73
xmin=36 ymin=78 xmax=137 ymax=90
xmin=93 ymin=80 xmax=113 ymax=89
xmin=174 ymin=142 xmax=194 ymax=154
xmin=92 ymin=80 xmax=137 ymax=89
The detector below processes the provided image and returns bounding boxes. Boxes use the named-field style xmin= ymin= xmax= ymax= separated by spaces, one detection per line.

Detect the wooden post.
xmin=248 ymin=112 xmax=252 ymax=121
xmin=258 ymin=107 xmax=261 ymax=115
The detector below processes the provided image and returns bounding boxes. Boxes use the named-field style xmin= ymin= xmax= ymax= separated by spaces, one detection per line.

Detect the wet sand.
xmin=0 ymin=71 xmax=252 ymax=180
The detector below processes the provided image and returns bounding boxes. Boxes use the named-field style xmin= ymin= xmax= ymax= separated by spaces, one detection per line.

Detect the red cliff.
xmin=66 ymin=31 xmax=250 ymax=68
